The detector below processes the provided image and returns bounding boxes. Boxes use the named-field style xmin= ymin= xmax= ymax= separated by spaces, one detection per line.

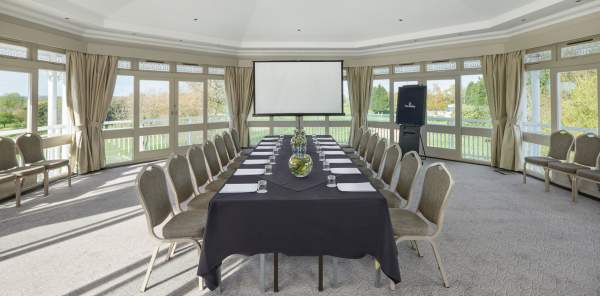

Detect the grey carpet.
xmin=1 ymin=160 xmax=599 ymax=296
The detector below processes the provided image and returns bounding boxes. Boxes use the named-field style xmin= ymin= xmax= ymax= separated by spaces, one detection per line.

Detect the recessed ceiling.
xmin=1 ymin=0 xmax=600 ymax=55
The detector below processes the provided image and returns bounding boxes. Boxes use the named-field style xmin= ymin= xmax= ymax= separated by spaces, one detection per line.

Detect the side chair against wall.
xmin=547 ymin=133 xmax=600 ymax=202
xmin=16 ymin=133 xmax=70 ymax=195
xmin=370 ymin=144 xmax=402 ymax=190
xmin=386 ymin=162 xmax=455 ymax=289
xmin=523 ymin=130 xmax=574 ymax=184
xmin=0 ymin=137 xmax=46 ymax=207
xmin=136 ymin=164 xmax=212 ymax=292
xmin=359 ymin=138 xmax=387 ymax=177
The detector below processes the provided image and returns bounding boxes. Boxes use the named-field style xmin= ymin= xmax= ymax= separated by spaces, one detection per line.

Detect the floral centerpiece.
xmin=288 ymin=127 xmax=313 ymax=177
xmin=290 ymin=128 xmax=307 ymax=154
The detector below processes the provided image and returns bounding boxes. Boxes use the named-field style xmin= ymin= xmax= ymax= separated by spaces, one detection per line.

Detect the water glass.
xmin=257 ymin=180 xmax=268 ymax=193
xmin=316 ymin=146 xmax=322 ymax=153
xmin=322 ymin=160 xmax=330 ymax=171
xmin=273 ymin=147 xmax=279 ymax=156
xmin=319 ymin=151 xmax=325 ymax=162
xmin=264 ymin=164 xmax=273 ymax=175
xmin=326 ymin=175 xmax=336 ymax=188
xmin=269 ymin=155 xmax=276 ymax=164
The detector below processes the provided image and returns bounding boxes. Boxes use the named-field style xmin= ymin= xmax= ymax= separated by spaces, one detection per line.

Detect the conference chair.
xmin=359 ymin=138 xmax=387 ymax=177
xmin=380 ymin=151 xmax=422 ymax=209
xmin=223 ymin=131 xmax=244 ymax=163
xmin=387 ymin=162 xmax=454 ymax=288
xmin=355 ymin=133 xmax=379 ymax=168
xmin=214 ymin=134 xmax=241 ymax=170
xmin=165 ymin=153 xmax=215 ymax=211
xmin=523 ymin=130 xmax=574 ymax=184
xmin=0 ymin=137 xmax=46 ymax=207
xmin=370 ymin=144 xmax=402 ymax=190
xmin=547 ymin=133 xmax=600 ymax=202
xmin=186 ymin=145 xmax=226 ymax=193
xmin=136 ymin=164 xmax=210 ymax=292
xmin=349 ymin=130 xmax=371 ymax=160
xmin=16 ymin=133 xmax=71 ymax=195
xmin=342 ymin=127 xmax=364 ymax=152
xmin=204 ymin=140 xmax=234 ymax=181
xmin=230 ymin=128 xmax=252 ymax=155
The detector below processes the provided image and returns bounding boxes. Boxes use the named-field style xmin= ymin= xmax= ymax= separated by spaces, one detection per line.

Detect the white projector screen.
xmin=253 ymin=61 xmax=343 ymax=115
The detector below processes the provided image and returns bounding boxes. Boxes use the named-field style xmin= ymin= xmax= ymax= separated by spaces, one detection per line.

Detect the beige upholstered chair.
xmin=388 ymin=162 xmax=454 ymax=288
xmin=359 ymin=138 xmax=387 ymax=177
xmin=223 ymin=131 xmax=244 ymax=163
xmin=136 ymin=164 xmax=210 ymax=292
xmin=230 ymin=128 xmax=252 ymax=155
xmin=370 ymin=144 xmax=402 ymax=190
xmin=547 ymin=133 xmax=600 ymax=202
xmin=165 ymin=153 xmax=216 ymax=211
xmin=523 ymin=130 xmax=574 ymax=184
xmin=0 ymin=137 xmax=46 ymax=206
xmin=204 ymin=140 xmax=234 ymax=181
xmin=214 ymin=134 xmax=241 ymax=170
xmin=349 ymin=130 xmax=371 ymax=160
xmin=380 ymin=151 xmax=422 ymax=208
xmin=355 ymin=133 xmax=379 ymax=167
xmin=186 ymin=145 xmax=226 ymax=193
xmin=343 ymin=127 xmax=364 ymax=152
xmin=16 ymin=133 xmax=71 ymax=194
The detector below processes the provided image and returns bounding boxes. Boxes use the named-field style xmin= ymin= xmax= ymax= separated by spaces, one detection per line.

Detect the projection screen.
xmin=253 ymin=61 xmax=343 ymax=116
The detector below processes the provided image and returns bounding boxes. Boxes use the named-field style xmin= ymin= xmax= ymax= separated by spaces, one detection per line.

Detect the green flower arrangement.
xmin=288 ymin=152 xmax=313 ymax=178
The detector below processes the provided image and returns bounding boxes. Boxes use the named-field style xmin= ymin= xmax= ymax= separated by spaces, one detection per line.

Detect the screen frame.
xmin=252 ymin=60 xmax=345 ymax=117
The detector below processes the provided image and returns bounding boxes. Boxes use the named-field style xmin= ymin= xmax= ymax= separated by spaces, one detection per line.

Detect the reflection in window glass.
xmin=426 ymin=79 xmax=455 ymax=126
xmin=393 ymin=81 xmax=418 ymax=122
xmin=369 ymin=79 xmax=390 ymax=122
xmin=558 ymin=69 xmax=598 ymax=134
xmin=140 ymin=80 xmax=170 ymax=127
xmin=207 ymin=80 xmax=229 ymax=123
xmin=105 ymin=75 xmax=134 ymax=129
xmin=38 ymin=70 xmax=70 ymax=136
xmin=178 ymin=81 xmax=203 ymax=125
xmin=461 ymin=75 xmax=490 ymax=128
xmin=330 ymin=80 xmax=351 ymax=121
xmin=521 ymin=70 xmax=551 ymax=134
xmin=0 ymin=70 xmax=30 ymax=138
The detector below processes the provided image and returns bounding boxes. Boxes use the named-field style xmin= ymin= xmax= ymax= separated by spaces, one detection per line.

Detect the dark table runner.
xmin=198 ymin=135 xmax=400 ymax=290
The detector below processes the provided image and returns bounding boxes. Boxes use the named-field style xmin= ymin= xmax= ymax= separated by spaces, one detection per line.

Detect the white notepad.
xmin=321 ymin=146 xmax=341 ymax=150
xmin=234 ymin=169 xmax=265 ymax=176
xmin=337 ymin=182 xmax=376 ymax=192
xmin=261 ymin=138 xmax=278 ymax=142
xmin=258 ymin=143 xmax=276 ymax=147
xmin=243 ymin=159 xmax=270 ymax=165
xmin=316 ymin=136 xmax=334 ymax=139
xmin=330 ymin=167 xmax=361 ymax=174
xmin=326 ymin=158 xmax=352 ymax=164
xmin=263 ymin=137 xmax=279 ymax=140
xmin=319 ymin=141 xmax=338 ymax=145
xmin=251 ymin=151 xmax=274 ymax=156
xmin=219 ymin=183 xmax=259 ymax=193
xmin=256 ymin=146 xmax=275 ymax=150
xmin=323 ymin=151 xmax=345 ymax=155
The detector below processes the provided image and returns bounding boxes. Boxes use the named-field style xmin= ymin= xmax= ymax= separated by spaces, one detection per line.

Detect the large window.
xmin=207 ymin=79 xmax=228 ymax=122
xmin=558 ymin=69 xmax=598 ymax=134
xmin=426 ymin=79 xmax=456 ymax=126
xmin=178 ymin=81 xmax=203 ymax=125
xmin=139 ymin=80 xmax=170 ymax=127
xmin=460 ymin=75 xmax=490 ymax=128
xmin=105 ymin=75 xmax=134 ymax=130
xmin=0 ymin=70 xmax=30 ymax=138
xmin=369 ymin=79 xmax=390 ymax=122
xmin=330 ymin=80 xmax=351 ymax=121
xmin=38 ymin=70 xmax=69 ymax=136
xmin=521 ymin=70 xmax=551 ymax=134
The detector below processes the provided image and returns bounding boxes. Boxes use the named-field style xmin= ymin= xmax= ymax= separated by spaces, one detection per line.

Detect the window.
xmin=303 ymin=116 xmax=326 ymax=121
xmin=394 ymin=64 xmax=420 ymax=73
xmin=461 ymin=75 xmax=490 ymax=128
xmin=524 ymin=50 xmax=552 ymax=64
xmin=0 ymin=42 xmax=27 ymax=59
xmin=37 ymin=50 xmax=66 ymax=64
xmin=139 ymin=61 xmax=170 ymax=72
xmin=105 ymin=75 xmax=134 ymax=130
xmin=426 ymin=79 xmax=455 ymax=125
xmin=207 ymin=128 xmax=228 ymax=139
xmin=558 ymin=69 xmax=598 ymax=134
xmin=463 ymin=60 xmax=481 ymax=69
xmin=38 ymin=70 xmax=70 ymax=136
xmin=207 ymin=79 xmax=228 ymax=122
xmin=426 ymin=61 xmax=457 ymax=72
xmin=368 ymin=79 xmax=390 ymax=122
xmin=178 ymin=81 xmax=203 ymax=125
xmin=373 ymin=67 xmax=390 ymax=75
xmin=178 ymin=131 xmax=203 ymax=146
xmin=177 ymin=64 xmax=204 ymax=73
xmin=139 ymin=80 xmax=170 ymax=127
xmin=393 ymin=81 xmax=419 ymax=122
xmin=117 ymin=60 xmax=131 ymax=69
xmin=330 ymin=80 xmax=351 ymax=121
xmin=208 ymin=67 xmax=225 ymax=75
xmin=273 ymin=116 xmax=296 ymax=121
xmin=140 ymin=134 xmax=169 ymax=151
xmin=104 ymin=137 xmax=133 ymax=165
xmin=561 ymin=40 xmax=600 ymax=58
xmin=521 ymin=70 xmax=551 ymax=134
xmin=0 ymin=70 xmax=30 ymax=138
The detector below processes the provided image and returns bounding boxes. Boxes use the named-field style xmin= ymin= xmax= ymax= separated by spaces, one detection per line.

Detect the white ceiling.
xmin=1 ymin=0 xmax=600 ymax=55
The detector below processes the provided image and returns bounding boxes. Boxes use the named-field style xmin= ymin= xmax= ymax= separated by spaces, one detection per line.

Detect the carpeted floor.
xmin=1 ymin=159 xmax=599 ymax=296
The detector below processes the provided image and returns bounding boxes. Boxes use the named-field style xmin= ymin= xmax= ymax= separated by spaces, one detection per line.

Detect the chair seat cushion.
xmin=354 ymin=159 xmax=367 ymax=167
xmin=187 ymin=192 xmax=216 ymax=210
xmin=358 ymin=167 xmax=374 ymax=177
xmin=370 ymin=178 xmax=386 ymax=190
xmin=389 ymin=208 xmax=430 ymax=237
xmin=162 ymin=209 xmax=207 ymax=239
xmin=576 ymin=169 xmax=600 ymax=182
xmin=4 ymin=166 xmax=45 ymax=177
xmin=524 ymin=156 xmax=560 ymax=167
xmin=205 ymin=179 xmax=227 ymax=192
xmin=0 ymin=173 xmax=16 ymax=183
xmin=342 ymin=147 xmax=355 ymax=153
xmin=33 ymin=159 xmax=69 ymax=170
xmin=380 ymin=189 xmax=402 ymax=208
xmin=548 ymin=162 xmax=590 ymax=174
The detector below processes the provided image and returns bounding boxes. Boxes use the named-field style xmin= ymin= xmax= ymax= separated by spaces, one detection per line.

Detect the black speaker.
xmin=398 ymin=125 xmax=421 ymax=154
xmin=395 ymin=85 xmax=426 ymax=126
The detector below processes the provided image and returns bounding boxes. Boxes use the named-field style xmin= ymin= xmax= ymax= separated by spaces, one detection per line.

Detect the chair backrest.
xmin=166 ymin=153 xmax=196 ymax=207
xmin=573 ymin=133 xmax=600 ymax=167
xmin=548 ymin=130 xmax=574 ymax=160
xmin=352 ymin=128 xmax=364 ymax=150
xmin=214 ymin=134 xmax=230 ymax=167
xmin=223 ymin=131 xmax=238 ymax=160
xmin=16 ymin=133 xmax=45 ymax=164
xmin=395 ymin=151 xmax=422 ymax=203
xmin=187 ymin=145 xmax=211 ymax=190
xmin=204 ymin=141 xmax=223 ymax=177
xmin=380 ymin=144 xmax=401 ymax=185
xmin=417 ymin=163 xmax=454 ymax=231
xmin=370 ymin=138 xmax=387 ymax=174
xmin=136 ymin=165 xmax=174 ymax=233
xmin=364 ymin=133 xmax=379 ymax=164
xmin=230 ymin=128 xmax=242 ymax=153
xmin=358 ymin=130 xmax=372 ymax=157
xmin=0 ymin=137 xmax=19 ymax=171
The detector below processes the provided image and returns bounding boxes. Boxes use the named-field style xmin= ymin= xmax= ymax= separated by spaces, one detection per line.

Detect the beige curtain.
xmin=347 ymin=66 xmax=373 ymax=145
xmin=225 ymin=66 xmax=254 ymax=147
xmin=482 ymin=51 xmax=524 ymax=170
xmin=66 ymin=51 xmax=118 ymax=174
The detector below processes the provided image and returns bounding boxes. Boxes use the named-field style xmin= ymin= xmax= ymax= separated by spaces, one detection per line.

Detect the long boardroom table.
xmin=198 ymin=135 xmax=400 ymax=291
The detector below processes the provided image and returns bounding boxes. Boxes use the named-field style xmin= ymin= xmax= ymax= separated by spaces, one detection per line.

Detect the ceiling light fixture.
xmin=193 ymin=18 xmax=198 ymax=22
xmin=64 ymin=17 xmax=70 ymax=20
xmin=521 ymin=18 xmax=527 ymax=22
xmin=575 ymin=0 xmax=583 ymax=3
xmin=397 ymin=18 xmax=403 ymax=22
xmin=297 ymin=28 xmax=302 ymax=32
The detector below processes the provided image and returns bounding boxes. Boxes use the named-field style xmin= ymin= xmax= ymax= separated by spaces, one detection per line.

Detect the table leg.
xmin=260 ymin=254 xmax=265 ymax=292
xmin=274 ymin=252 xmax=279 ymax=292
xmin=374 ymin=260 xmax=381 ymax=287
xmin=332 ymin=257 xmax=338 ymax=288
xmin=318 ymin=255 xmax=323 ymax=291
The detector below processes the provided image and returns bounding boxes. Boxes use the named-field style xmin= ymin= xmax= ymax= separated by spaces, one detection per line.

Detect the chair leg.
xmin=140 ymin=245 xmax=161 ymax=292
xmin=332 ymin=257 xmax=338 ymax=288
xmin=374 ymin=260 xmax=381 ymax=287
xmin=428 ymin=240 xmax=449 ymax=288
xmin=414 ymin=241 xmax=423 ymax=257
xmin=191 ymin=241 xmax=205 ymax=290
xmin=523 ymin=163 xmax=527 ymax=184
xmin=165 ymin=242 xmax=176 ymax=262
xmin=571 ymin=176 xmax=578 ymax=203
xmin=544 ymin=168 xmax=550 ymax=192
xmin=15 ymin=178 xmax=23 ymax=207
xmin=43 ymin=169 xmax=49 ymax=196
xmin=259 ymin=254 xmax=266 ymax=292
xmin=67 ymin=165 xmax=72 ymax=187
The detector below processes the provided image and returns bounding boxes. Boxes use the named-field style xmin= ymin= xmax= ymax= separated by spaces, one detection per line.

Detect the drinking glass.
xmin=319 ymin=151 xmax=325 ymax=162
xmin=269 ymin=155 xmax=276 ymax=164
xmin=316 ymin=146 xmax=322 ymax=153
xmin=273 ymin=147 xmax=279 ymax=156
xmin=327 ymin=175 xmax=336 ymax=188
xmin=264 ymin=164 xmax=273 ymax=175
xmin=257 ymin=180 xmax=268 ymax=193
xmin=322 ymin=160 xmax=330 ymax=171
